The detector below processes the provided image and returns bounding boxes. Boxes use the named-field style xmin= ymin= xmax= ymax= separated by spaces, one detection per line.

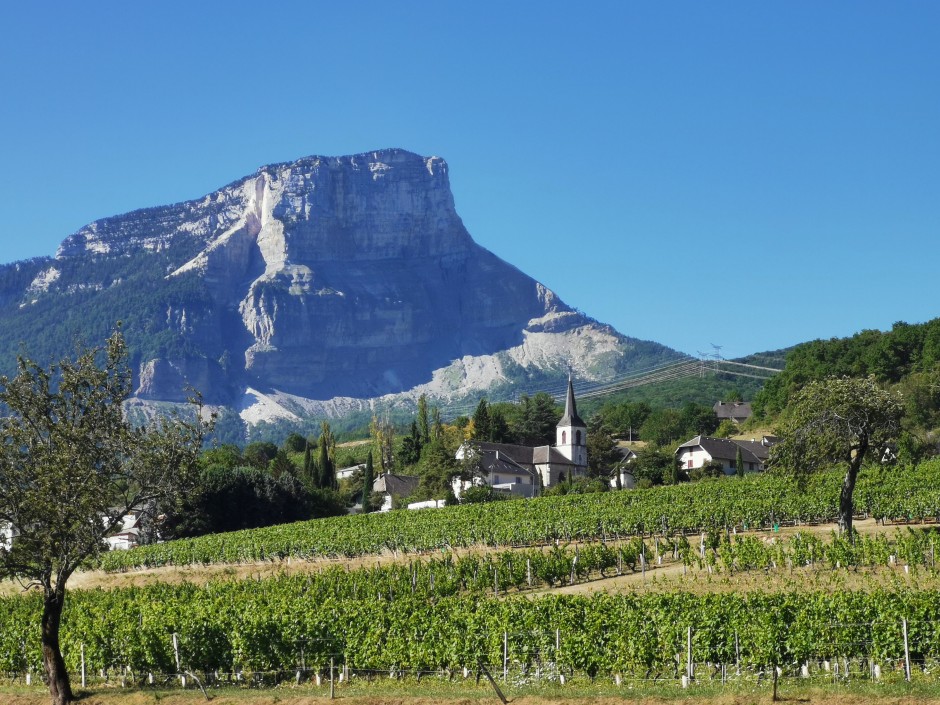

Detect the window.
xmin=561 ymin=431 xmax=566 ymax=444
xmin=576 ymin=430 xmax=582 ymax=445
xmin=515 ymin=477 xmax=520 ymax=484
xmin=494 ymin=475 xmax=500 ymax=484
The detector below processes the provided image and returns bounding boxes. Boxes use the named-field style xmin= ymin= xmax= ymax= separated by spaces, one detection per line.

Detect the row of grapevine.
xmin=99 ymin=461 xmax=940 ymax=571
xmin=688 ymin=527 xmax=940 ymax=573
xmin=2 ymin=585 xmax=939 ymax=677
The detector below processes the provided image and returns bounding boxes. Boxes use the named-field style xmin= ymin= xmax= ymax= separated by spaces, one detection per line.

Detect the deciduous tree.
xmin=586 ymin=416 xmax=621 ymax=479
xmin=770 ymin=376 xmax=903 ymax=536
xmin=0 ymin=331 xmax=207 ymax=705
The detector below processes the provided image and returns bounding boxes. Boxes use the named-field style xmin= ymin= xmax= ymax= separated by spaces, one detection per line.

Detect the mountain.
xmin=0 ymin=149 xmax=681 ymax=428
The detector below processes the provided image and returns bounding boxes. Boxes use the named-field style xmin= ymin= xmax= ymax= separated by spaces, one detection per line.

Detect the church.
xmin=453 ymin=376 xmax=588 ymax=498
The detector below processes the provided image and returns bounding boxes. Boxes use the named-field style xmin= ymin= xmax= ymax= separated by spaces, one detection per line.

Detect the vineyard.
xmin=2 ymin=582 xmax=940 ymax=683
xmin=8 ymin=525 xmax=940 ymax=683
xmin=99 ymin=460 xmax=940 ymax=571
xmin=7 ymin=463 xmax=940 ymax=696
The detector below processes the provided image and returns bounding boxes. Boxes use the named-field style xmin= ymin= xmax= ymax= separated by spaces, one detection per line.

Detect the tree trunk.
xmin=42 ymin=588 xmax=74 ymax=705
xmin=839 ymin=439 xmax=868 ymax=541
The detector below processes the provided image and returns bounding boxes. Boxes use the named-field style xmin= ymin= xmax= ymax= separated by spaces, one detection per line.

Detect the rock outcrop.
xmin=0 ymin=149 xmax=680 ymax=423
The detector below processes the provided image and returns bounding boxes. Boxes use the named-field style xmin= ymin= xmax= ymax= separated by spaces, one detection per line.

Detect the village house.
xmin=105 ymin=511 xmax=143 ymax=551
xmin=371 ymin=473 xmax=420 ymax=512
xmin=610 ymin=446 xmax=638 ymax=490
xmin=453 ymin=376 xmax=588 ymax=499
xmin=675 ymin=435 xmax=776 ymax=475
xmin=714 ymin=401 xmax=753 ymax=425
xmin=336 ymin=463 xmax=366 ymax=481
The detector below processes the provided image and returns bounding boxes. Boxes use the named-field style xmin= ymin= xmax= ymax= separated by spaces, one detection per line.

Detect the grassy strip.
xmin=4 ymin=677 xmax=940 ymax=704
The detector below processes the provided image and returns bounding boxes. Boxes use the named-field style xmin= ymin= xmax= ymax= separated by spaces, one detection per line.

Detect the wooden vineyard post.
xmin=478 ymin=662 xmax=509 ymax=704
xmin=173 ymin=633 xmax=186 ymax=688
xmin=503 ymin=631 xmax=508 ymax=681
xmin=330 ymin=657 xmax=335 ymax=699
xmin=81 ymin=643 xmax=86 ymax=688
xmin=903 ymin=618 xmax=912 ymax=682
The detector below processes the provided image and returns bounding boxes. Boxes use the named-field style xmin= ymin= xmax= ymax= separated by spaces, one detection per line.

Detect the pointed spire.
xmin=558 ymin=373 xmax=585 ymax=428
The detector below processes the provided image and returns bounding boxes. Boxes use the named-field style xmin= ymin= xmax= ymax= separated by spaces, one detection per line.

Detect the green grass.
xmin=4 ymin=673 xmax=940 ymax=704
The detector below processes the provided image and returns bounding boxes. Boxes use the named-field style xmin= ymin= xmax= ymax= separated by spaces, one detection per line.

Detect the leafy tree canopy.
xmin=0 ymin=330 xmax=207 ymax=705
xmin=770 ymin=375 xmax=903 ymax=535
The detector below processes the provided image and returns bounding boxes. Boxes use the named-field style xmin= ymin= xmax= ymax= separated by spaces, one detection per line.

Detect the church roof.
xmin=473 ymin=442 xmax=579 ymax=468
xmin=475 ymin=441 xmax=537 ymax=466
xmin=532 ymin=445 xmax=580 ymax=466
xmin=481 ymin=449 xmax=539 ymax=478
xmin=557 ymin=375 xmax=585 ymax=428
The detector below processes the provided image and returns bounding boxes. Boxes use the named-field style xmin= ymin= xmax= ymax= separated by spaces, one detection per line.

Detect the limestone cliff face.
xmin=0 ymin=149 xmax=680 ymax=419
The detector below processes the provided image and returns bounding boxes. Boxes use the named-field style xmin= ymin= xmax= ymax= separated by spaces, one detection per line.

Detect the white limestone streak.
xmin=238 ymin=387 xmax=301 ymax=424
xmin=26 ymin=266 xmax=60 ymax=293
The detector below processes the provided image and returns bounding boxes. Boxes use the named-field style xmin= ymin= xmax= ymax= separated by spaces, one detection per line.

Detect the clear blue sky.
xmin=1 ymin=2 xmax=937 ymax=359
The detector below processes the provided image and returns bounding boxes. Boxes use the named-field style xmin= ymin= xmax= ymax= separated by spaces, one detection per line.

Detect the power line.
xmin=433 ymin=356 xmax=782 ymax=418
xmin=369 ymin=350 xmax=785 ymax=421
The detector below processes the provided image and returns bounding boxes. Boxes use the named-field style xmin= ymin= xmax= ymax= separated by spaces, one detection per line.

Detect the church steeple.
xmin=558 ymin=373 xmax=585 ymax=428
xmin=556 ymin=374 xmax=587 ymax=468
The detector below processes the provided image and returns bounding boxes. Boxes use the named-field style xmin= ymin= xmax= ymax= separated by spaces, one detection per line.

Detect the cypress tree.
xmin=735 ymin=446 xmax=745 ymax=478
xmin=417 ymin=393 xmax=430 ymax=446
xmin=318 ymin=437 xmax=331 ymax=489
xmin=317 ymin=421 xmax=337 ymax=489
xmin=362 ymin=451 xmax=374 ymax=513
xmin=302 ymin=441 xmax=313 ymax=485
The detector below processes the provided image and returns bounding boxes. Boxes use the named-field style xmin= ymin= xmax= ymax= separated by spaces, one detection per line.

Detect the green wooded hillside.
xmin=756 ymin=318 xmax=940 ymax=420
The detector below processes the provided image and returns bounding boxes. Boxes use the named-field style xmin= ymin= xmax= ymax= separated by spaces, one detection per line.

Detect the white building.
xmin=675 ymin=435 xmax=774 ymax=475
xmin=105 ymin=511 xmax=143 ymax=551
xmin=336 ymin=463 xmax=365 ymax=481
xmin=610 ymin=447 xmax=637 ymax=489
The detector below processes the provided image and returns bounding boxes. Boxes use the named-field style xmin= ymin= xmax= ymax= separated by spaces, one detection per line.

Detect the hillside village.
xmin=369 ymin=385 xmax=777 ymax=515
xmin=99 ymin=384 xmax=778 ymax=550
xmin=0 ymin=379 xmax=770 ymax=553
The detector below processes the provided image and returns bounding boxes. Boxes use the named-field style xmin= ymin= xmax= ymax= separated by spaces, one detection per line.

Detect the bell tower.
xmin=556 ymin=374 xmax=587 ymax=468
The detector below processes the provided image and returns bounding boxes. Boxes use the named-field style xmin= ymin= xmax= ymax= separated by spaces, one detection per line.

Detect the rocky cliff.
xmin=0 ymin=149 xmax=680 ymax=425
